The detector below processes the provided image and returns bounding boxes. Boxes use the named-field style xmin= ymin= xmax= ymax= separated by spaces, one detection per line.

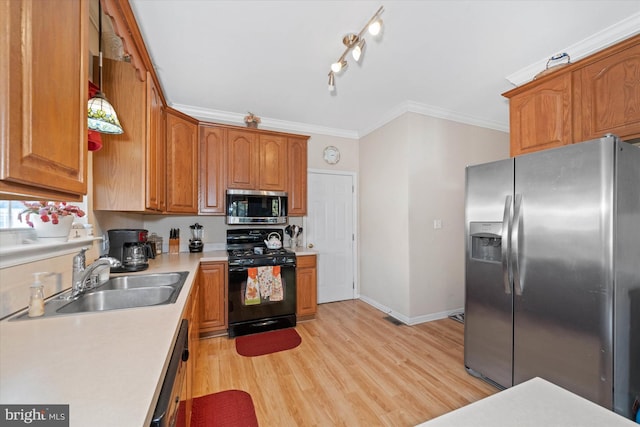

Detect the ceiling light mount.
xmin=328 ymin=5 xmax=384 ymax=93
xmin=343 ymin=33 xmax=360 ymax=48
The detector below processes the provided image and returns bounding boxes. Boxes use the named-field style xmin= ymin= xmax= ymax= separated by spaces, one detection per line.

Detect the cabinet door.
xmin=227 ymin=129 xmax=258 ymax=189
xmin=146 ymin=76 xmax=166 ymax=212
xmin=296 ymin=255 xmax=317 ymax=317
xmin=288 ymin=137 xmax=308 ymax=215
xmin=508 ymin=73 xmax=572 ymax=156
xmin=93 ymin=58 xmax=147 ymax=211
xmin=575 ymin=39 xmax=640 ymax=142
xmin=199 ymin=125 xmax=226 ymax=214
xmin=166 ymin=111 xmax=198 ymax=213
xmin=184 ymin=280 xmax=199 ymax=427
xmin=258 ymin=134 xmax=287 ymax=191
xmin=199 ymin=262 xmax=228 ymax=334
xmin=0 ymin=0 xmax=88 ymax=199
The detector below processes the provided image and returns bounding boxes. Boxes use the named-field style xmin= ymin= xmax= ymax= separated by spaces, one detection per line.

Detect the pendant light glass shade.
xmin=88 ymin=92 xmax=124 ymax=134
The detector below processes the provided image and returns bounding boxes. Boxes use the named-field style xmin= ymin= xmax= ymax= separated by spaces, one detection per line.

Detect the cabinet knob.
xmin=307 ymin=243 xmax=314 ymax=248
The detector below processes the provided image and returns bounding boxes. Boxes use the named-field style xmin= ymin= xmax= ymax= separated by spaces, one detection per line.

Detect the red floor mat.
xmin=191 ymin=390 xmax=258 ymax=427
xmin=235 ymin=328 xmax=302 ymax=357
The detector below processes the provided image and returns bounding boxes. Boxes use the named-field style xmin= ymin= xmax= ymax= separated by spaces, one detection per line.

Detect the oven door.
xmin=228 ymin=264 xmax=296 ymax=337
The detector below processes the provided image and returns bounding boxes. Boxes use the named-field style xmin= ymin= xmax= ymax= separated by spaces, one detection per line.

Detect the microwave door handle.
xmin=501 ymin=195 xmax=513 ymax=295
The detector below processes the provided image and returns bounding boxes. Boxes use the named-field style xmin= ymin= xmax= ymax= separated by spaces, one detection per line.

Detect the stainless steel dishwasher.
xmin=151 ymin=319 xmax=189 ymax=427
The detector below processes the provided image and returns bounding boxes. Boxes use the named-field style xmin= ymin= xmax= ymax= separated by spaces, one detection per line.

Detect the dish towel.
xmin=244 ymin=268 xmax=261 ymax=305
xmin=255 ymin=266 xmax=284 ymax=302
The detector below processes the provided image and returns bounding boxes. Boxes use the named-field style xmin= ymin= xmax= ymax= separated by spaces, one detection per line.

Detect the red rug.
xmin=235 ymin=328 xmax=301 ymax=357
xmin=191 ymin=390 xmax=258 ymax=427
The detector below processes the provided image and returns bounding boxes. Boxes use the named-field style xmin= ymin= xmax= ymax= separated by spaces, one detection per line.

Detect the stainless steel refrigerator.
xmin=464 ymin=135 xmax=640 ymax=419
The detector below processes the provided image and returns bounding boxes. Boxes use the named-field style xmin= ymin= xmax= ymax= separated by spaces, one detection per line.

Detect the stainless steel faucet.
xmin=70 ymin=248 xmax=121 ymax=298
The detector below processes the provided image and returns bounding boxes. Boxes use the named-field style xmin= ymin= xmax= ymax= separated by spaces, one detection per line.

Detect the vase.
xmin=246 ymin=121 xmax=258 ymax=128
xmin=32 ymin=215 xmax=74 ymax=242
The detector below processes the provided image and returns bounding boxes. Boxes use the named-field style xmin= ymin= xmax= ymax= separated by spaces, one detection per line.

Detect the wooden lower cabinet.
xmin=199 ymin=262 xmax=228 ymax=336
xmin=296 ymin=255 xmax=317 ymax=319
xmin=183 ymin=279 xmax=199 ymax=427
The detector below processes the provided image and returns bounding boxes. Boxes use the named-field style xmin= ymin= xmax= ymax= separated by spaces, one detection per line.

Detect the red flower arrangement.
xmin=19 ymin=201 xmax=86 ymax=227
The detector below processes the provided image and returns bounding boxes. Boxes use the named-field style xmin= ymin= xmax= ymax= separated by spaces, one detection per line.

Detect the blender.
xmin=189 ymin=223 xmax=204 ymax=253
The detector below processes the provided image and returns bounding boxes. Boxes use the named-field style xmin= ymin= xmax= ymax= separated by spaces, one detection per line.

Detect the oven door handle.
xmin=229 ymin=263 xmax=296 ymax=272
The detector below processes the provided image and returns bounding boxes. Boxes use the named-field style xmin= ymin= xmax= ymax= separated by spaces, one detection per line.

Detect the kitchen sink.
xmin=98 ymin=272 xmax=187 ymax=291
xmin=11 ymin=271 xmax=189 ymax=320
xmin=56 ymin=286 xmax=177 ymax=314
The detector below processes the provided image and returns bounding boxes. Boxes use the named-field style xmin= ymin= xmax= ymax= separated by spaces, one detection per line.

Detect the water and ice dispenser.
xmin=469 ymin=222 xmax=502 ymax=263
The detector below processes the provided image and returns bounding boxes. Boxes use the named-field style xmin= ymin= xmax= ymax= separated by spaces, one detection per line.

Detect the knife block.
xmin=169 ymin=238 xmax=180 ymax=254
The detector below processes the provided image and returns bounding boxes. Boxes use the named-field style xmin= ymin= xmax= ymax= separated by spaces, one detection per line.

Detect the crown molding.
xmin=506 ymin=12 xmax=640 ymax=87
xmin=358 ymin=100 xmax=509 ymax=137
xmin=170 ymin=103 xmax=359 ymax=139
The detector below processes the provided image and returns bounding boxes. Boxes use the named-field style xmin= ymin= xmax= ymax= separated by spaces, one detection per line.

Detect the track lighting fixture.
xmin=328 ymin=6 xmax=384 ymax=92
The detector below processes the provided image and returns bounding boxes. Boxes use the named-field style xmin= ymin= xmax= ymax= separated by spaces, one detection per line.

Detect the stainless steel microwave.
xmin=226 ymin=189 xmax=288 ymax=225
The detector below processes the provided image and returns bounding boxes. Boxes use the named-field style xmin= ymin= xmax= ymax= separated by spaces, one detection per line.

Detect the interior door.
xmin=306 ymin=172 xmax=355 ymax=303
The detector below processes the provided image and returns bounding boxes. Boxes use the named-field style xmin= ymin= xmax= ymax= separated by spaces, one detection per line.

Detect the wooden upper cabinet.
xmin=227 ymin=129 xmax=258 ymax=190
xmin=288 ymin=136 xmax=309 ymax=215
xmin=199 ymin=125 xmax=226 ymax=214
xmin=0 ymin=0 xmax=88 ymax=200
xmin=258 ymin=134 xmax=288 ymax=191
xmin=166 ymin=109 xmax=198 ymax=214
xmin=574 ymin=39 xmax=640 ymax=142
xmin=508 ymin=73 xmax=572 ymax=156
xmin=201 ymin=123 xmax=308 ymax=216
xmin=504 ymin=35 xmax=640 ymax=157
xmin=146 ymin=77 xmax=166 ymax=212
xmin=93 ymin=61 xmax=162 ymax=212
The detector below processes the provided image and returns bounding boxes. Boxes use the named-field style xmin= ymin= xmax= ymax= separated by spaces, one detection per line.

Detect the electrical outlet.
xmin=433 ymin=219 xmax=442 ymax=229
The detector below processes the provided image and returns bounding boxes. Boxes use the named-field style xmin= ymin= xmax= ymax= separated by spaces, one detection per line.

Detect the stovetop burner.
xmin=227 ymin=228 xmax=296 ymax=267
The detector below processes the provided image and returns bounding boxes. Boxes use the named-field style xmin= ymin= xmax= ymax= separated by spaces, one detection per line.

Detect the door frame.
xmin=304 ymin=169 xmax=359 ymax=300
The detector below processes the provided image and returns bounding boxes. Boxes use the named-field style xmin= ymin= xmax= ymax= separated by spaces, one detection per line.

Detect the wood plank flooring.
xmin=194 ymin=300 xmax=498 ymax=426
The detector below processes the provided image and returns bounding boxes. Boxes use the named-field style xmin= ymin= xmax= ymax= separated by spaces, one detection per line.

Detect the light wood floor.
xmin=194 ymin=300 xmax=498 ymax=426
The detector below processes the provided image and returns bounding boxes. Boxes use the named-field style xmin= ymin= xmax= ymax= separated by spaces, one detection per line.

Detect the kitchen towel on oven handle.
xmin=244 ymin=268 xmax=261 ymax=305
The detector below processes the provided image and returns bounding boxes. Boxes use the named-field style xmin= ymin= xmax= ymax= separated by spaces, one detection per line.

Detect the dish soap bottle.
xmin=28 ymin=272 xmax=47 ymax=317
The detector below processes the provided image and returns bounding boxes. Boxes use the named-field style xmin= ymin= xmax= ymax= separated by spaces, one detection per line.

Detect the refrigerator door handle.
xmin=512 ymin=194 xmax=524 ymax=295
xmin=501 ymin=195 xmax=513 ymax=294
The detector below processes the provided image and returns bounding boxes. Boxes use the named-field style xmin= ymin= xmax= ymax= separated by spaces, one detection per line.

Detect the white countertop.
xmin=416 ymin=377 xmax=637 ymax=427
xmin=0 ymin=251 xmax=226 ymax=427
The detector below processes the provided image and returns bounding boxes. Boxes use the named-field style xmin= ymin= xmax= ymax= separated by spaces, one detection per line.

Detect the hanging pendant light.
xmin=88 ymin=0 xmax=123 ymax=134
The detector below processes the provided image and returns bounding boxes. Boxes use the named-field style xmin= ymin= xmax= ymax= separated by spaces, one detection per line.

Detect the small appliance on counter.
xmin=107 ymin=229 xmax=155 ymax=272
xmin=189 ymin=223 xmax=204 ymax=253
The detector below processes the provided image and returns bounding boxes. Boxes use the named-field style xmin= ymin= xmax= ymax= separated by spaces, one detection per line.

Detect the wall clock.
xmin=323 ymin=146 xmax=340 ymax=165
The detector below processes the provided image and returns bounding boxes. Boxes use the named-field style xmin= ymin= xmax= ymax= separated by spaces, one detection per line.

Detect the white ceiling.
xmin=128 ymin=1 xmax=640 ymax=138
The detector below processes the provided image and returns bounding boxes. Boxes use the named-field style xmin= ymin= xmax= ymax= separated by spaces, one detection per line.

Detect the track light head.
xmin=328 ymin=73 xmax=335 ymax=92
xmin=352 ymin=39 xmax=366 ymax=62
xmin=331 ymin=59 xmax=347 ymax=73
xmin=368 ymin=18 xmax=383 ymax=36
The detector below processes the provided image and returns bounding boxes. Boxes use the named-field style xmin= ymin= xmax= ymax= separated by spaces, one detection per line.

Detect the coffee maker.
xmin=107 ymin=229 xmax=155 ymax=272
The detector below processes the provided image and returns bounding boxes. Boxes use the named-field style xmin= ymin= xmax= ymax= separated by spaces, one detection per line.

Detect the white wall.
xmin=359 ymin=112 xmax=508 ymax=324
xmin=407 ymin=113 xmax=509 ymax=322
xmin=359 ymin=115 xmax=411 ymax=316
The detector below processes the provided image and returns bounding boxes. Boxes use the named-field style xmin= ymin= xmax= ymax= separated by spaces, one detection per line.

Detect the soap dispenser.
xmin=28 ymin=272 xmax=47 ymax=317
